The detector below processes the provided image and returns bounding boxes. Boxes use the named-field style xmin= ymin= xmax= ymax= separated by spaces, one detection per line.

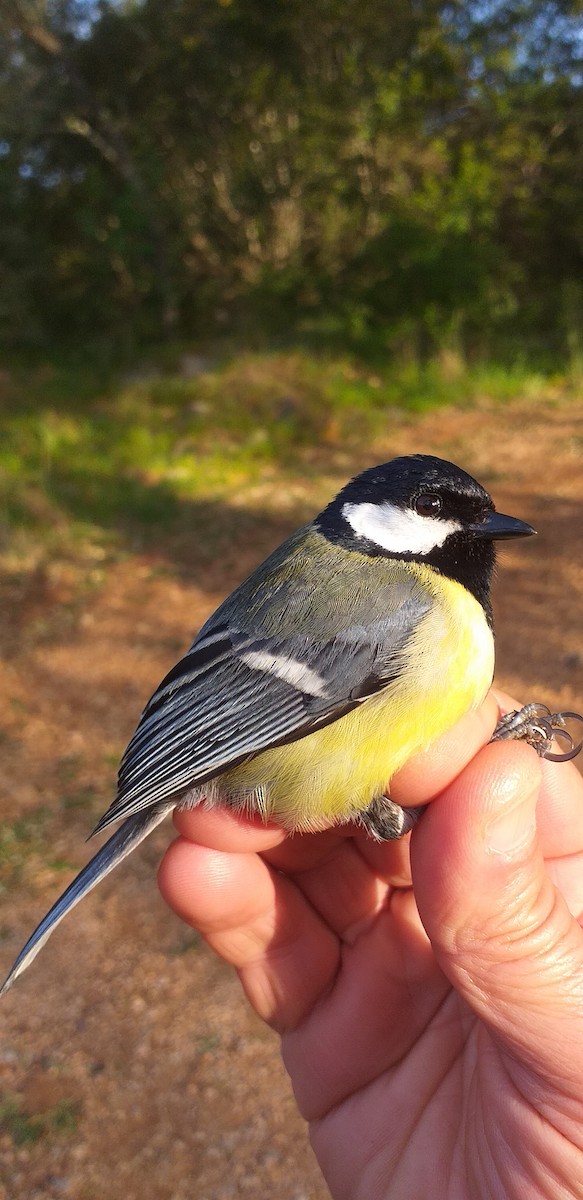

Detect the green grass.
xmin=0 ymin=810 xmax=49 ymax=894
xmin=0 ymin=345 xmax=576 ymax=563
xmin=0 ymin=1097 xmax=80 ymax=1145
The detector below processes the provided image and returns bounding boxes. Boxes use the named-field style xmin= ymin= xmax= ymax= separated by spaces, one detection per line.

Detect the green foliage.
xmin=1 ymin=1 xmax=583 ymax=358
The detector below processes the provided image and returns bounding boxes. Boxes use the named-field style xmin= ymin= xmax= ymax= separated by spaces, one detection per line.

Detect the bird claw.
xmin=491 ymin=703 xmax=583 ymax=763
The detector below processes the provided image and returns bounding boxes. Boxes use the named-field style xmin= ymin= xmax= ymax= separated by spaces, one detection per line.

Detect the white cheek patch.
xmin=342 ymin=500 xmax=462 ymax=556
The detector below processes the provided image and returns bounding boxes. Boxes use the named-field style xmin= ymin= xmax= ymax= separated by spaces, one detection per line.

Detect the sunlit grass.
xmin=0 ymin=346 xmax=576 ymax=561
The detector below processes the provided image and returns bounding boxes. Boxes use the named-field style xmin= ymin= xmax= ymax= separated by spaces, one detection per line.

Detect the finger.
xmin=412 ymin=741 xmax=583 ymax=1106
xmin=173 ymin=804 xmax=288 ymax=853
xmin=546 ymin=851 xmax=583 ymax=919
xmin=282 ymin=887 xmax=447 ymax=1120
xmin=158 ymin=837 xmax=339 ymax=1032
xmin=264 ymin=835 xmax=392 ymax=942
xmin=354 ymin=831 xmax=413 ymax=889
xmin=534 ymin=756 xmax=583 ymax=858
xmin=390 ymin=691 xmax=500 ymax=808
xmin=392 ymin=686 xmax=583 ymax=858
xmin=173 ymin=808 xmax=385 ymax=937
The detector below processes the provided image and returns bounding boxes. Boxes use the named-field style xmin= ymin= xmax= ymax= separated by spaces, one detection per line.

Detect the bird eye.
xmin=414 ymin=493 xmax=442 ymax=517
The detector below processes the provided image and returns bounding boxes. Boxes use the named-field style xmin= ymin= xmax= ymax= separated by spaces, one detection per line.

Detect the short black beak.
xmin=469 ymin=511 xmax=536 ymax=540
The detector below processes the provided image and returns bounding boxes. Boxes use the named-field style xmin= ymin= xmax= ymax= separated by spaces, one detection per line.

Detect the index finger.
xmin=389 ymin=690 xmax=500 ymax=807
xmin=392 ymin=687 xmax=583 ymax=859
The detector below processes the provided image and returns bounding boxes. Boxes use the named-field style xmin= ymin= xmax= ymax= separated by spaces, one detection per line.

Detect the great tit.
xmin=1 ymin=453 xmax=535 ymax=994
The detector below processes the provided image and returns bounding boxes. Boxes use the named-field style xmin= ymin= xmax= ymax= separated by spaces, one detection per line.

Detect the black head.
xmin=316 ymin=454 xmax=535 ymax=621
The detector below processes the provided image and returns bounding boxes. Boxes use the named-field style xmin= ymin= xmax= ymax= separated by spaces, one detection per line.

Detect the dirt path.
xmin=1 ymin=395 xmax=582 ymax=1200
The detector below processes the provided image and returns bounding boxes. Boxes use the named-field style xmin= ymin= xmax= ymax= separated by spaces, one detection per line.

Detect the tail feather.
xmin=0 ymin=803 xmax=172 ymax=995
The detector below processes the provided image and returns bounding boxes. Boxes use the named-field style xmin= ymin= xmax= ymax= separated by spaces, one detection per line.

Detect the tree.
xmin=1 ymin=0 xmax=582 ymax=357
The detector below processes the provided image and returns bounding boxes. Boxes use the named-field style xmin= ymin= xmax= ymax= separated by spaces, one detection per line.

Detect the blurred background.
xmin=1 ymin=2 xmax=583 ymax=1198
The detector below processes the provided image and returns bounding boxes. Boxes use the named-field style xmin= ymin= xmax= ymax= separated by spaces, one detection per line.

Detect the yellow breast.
xmin=213 ymin=564 xmax=494 ymax=832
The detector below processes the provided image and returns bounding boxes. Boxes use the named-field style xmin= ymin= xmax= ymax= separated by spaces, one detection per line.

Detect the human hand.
xmin=158 ymin=691 xmax=583 ymax=1199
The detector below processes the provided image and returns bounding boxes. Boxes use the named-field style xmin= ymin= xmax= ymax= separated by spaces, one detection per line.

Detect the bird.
xmin=1 ymin=453 xmax=535 ymax=994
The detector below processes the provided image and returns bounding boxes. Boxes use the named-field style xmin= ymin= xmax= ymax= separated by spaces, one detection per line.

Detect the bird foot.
xmin=358 ymin=794 xmax=425 ymax=842
xmin=490 ymin=703 xmax=583 ymax=762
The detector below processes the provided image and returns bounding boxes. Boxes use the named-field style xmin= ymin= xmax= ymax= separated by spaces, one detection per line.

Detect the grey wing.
xmin=95 ymin=588 xmax=430 ymax=835
xmin=0 ymin=564 xmax=429 ymax=996
xmin=0 ymin=621 xmax=398 ymax=996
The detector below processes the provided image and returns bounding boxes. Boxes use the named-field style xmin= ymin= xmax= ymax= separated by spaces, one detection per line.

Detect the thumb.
xmin=411 ymin=742 xmax=583 ymax=1094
